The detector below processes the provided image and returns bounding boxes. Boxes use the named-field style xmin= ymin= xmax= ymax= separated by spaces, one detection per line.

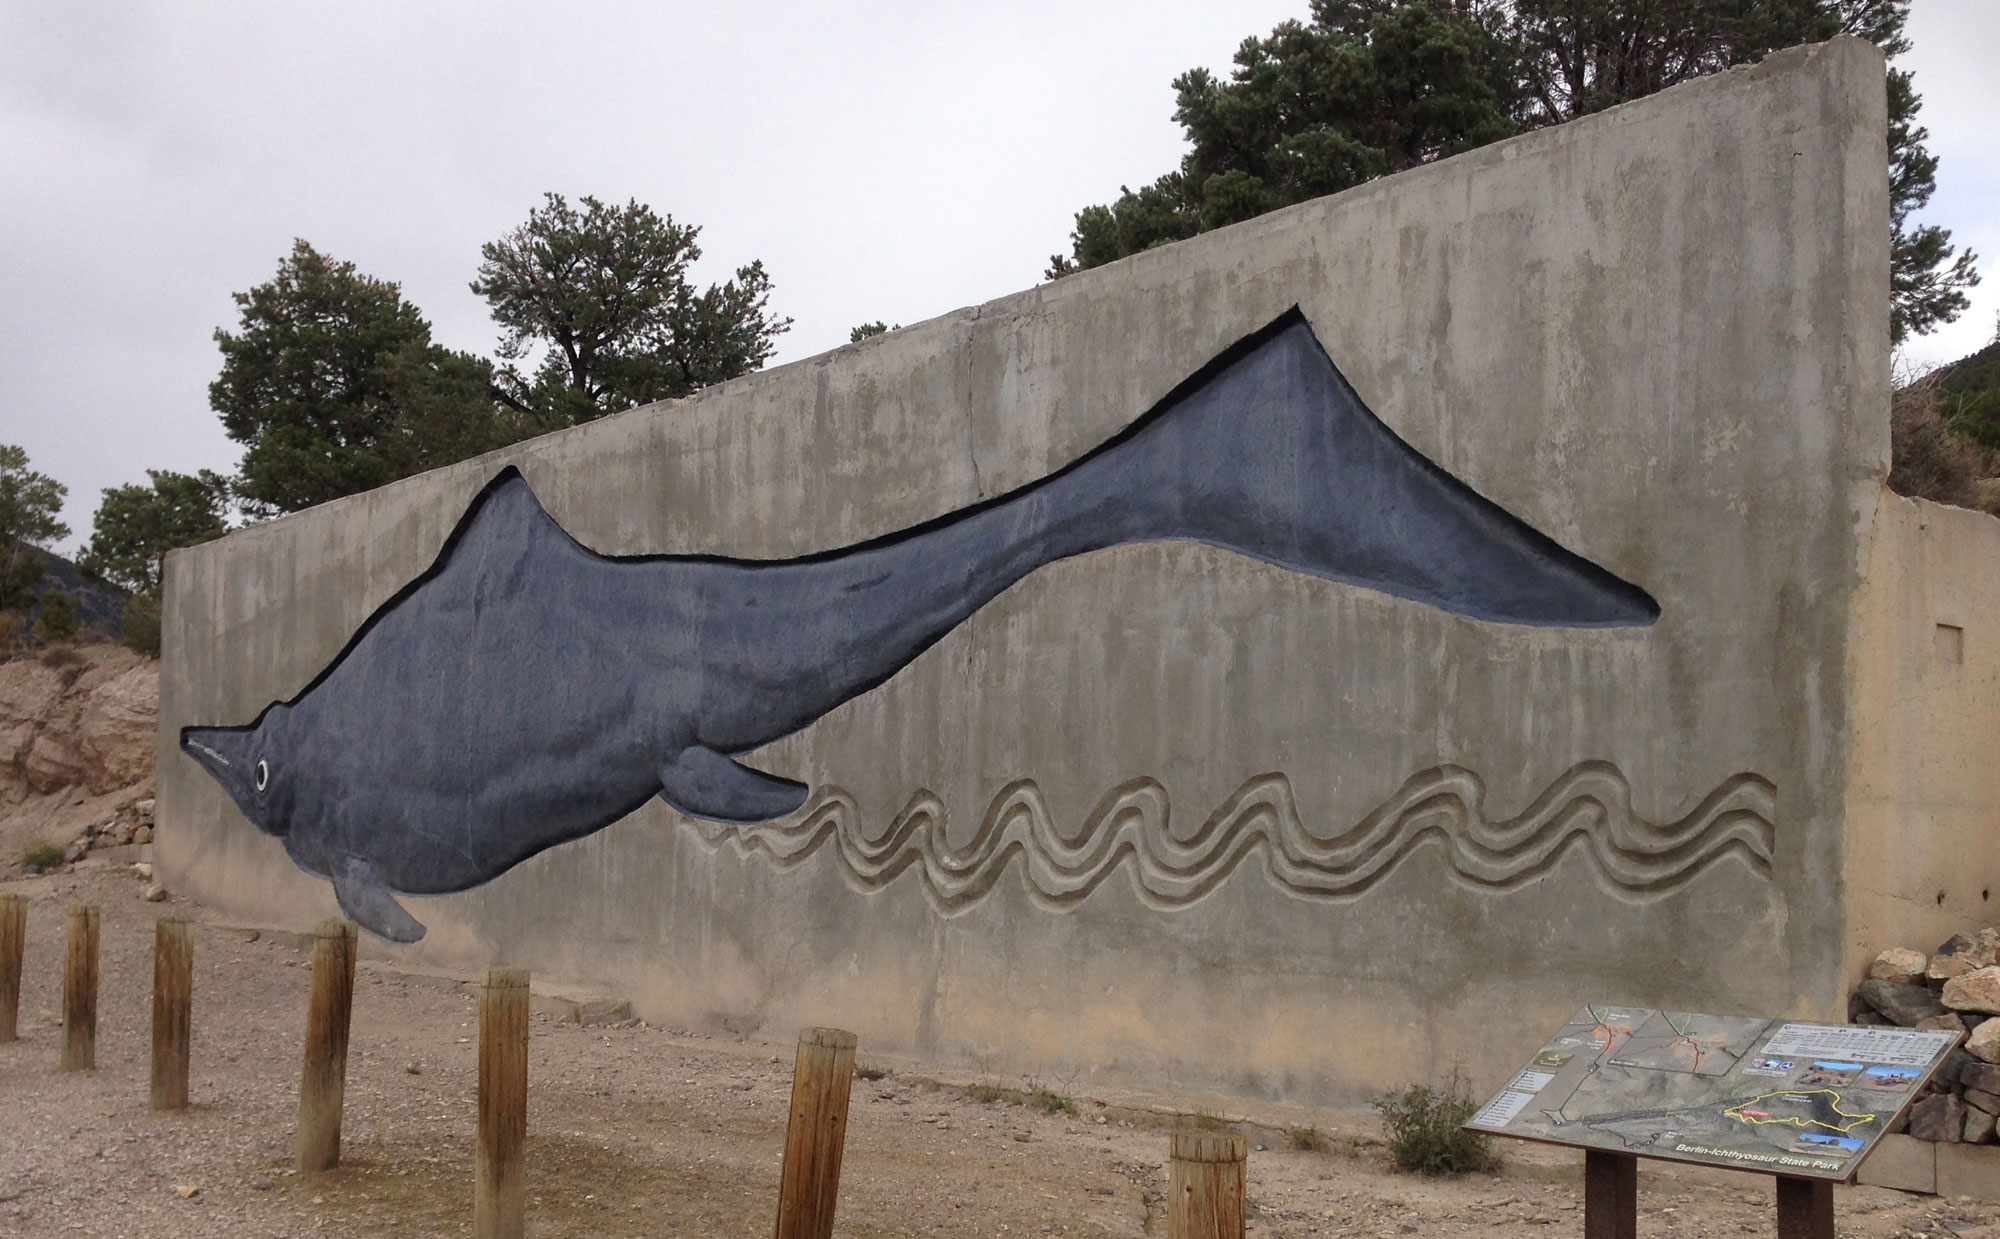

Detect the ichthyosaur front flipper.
xmin=332 ymin=854 xmax=427 ymax=943
xmin=659 ymin=746 xmax=810 ymax=824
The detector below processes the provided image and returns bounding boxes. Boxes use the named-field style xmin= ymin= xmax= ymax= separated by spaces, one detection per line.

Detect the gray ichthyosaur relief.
xmin=181 ymin=307 xmax=1660 ymax=943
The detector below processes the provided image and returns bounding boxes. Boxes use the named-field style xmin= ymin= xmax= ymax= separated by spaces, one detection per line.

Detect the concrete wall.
xmin=161 ymin=39 xmax=1905 ymax=1101
xmin=1844 ymin=494 xmax=2000 ymax=978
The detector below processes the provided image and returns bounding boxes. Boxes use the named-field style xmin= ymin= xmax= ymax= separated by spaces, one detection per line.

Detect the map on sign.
xmin=1467 ymin=1006 xmax=1960 ymax=1181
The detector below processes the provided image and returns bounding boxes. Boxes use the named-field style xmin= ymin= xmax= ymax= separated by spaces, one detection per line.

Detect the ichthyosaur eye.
xmin=255 ymin=760 xmax=269 ymax=792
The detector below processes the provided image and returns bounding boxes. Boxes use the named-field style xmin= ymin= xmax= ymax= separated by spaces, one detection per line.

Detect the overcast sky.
xmin=3 ymin=1 xmax=1995 ymax=554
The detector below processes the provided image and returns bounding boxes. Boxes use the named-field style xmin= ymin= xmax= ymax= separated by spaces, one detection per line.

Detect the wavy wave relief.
xmin=682 ymin=762 xmax=1775 ymax=913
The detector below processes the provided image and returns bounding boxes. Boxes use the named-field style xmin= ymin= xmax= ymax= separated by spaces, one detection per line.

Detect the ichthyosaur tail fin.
xmin=1035 ymin=307 xmax=1659 ymax=628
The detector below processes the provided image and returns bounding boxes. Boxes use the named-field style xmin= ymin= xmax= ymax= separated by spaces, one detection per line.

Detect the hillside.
xmin=1936 ymin=336 xmax=2000 ymax=448
xmin=10 ymin=544 xmax=129 ymax=639
xmin=0 ymin=643 xmax=157 ymax=869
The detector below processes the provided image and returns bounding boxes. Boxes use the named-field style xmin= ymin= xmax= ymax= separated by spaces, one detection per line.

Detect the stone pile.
xmin=1853 ymin=928 xmax=2000 ymax=1146
xmin=23 ymin=796 xmax=155 ymax=874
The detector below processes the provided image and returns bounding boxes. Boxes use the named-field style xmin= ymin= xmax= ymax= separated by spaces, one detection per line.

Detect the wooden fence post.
xmin=0 ymin=893 xmax=23 ymax=1042
xmin=1169 ymin=1128 xmax=1247 ymax=1239
xmin=773 ymin=1026 xmax=858 ymax=1239
xmin=61 ymin=905 xmax=99 ymax=1072
xmin=296 ymin=920 xmax=357 ymax=1172
xmin=476 ymin=967 xmax=529 ymax=1239
xmin=151 ymin=918 xmax=194 ymax=1111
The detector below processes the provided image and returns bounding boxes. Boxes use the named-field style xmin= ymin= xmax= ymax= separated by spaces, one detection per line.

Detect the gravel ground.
xmin=2 ymin=867 xmax=1996 ymax=1238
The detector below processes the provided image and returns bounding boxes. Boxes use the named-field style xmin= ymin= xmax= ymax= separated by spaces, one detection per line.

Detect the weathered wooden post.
xmin=61 ymin=904 xmax=99 ymax=1071
xmin=297 ymin=920 xmax=357 ymax=1171
xmin=0 ymin=893 xmax=23 ymax=1042
xmin=476 ymin=967 xmax=529 ymax=1239
xmin=151 ymin=918 xmax=194 ymax=1111
xmin=773 ymin=1026 xmax=858 ymax=1239
xmin=1169 ymin=1128 xmax=1247 ymax=1239
xmin=1775 ymin=1175 xmax=1834 ymax=1239
xmin=1583 ymin=1148 xmax=1637 ymax=1239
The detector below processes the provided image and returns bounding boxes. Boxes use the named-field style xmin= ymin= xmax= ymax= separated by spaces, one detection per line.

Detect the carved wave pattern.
xmin=685 ymin=762 xmax=1776 ymax=913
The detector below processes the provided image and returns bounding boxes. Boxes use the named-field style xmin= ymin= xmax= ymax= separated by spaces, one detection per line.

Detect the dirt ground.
xmin=1 ymin=868 xmax=1994 ymax=1238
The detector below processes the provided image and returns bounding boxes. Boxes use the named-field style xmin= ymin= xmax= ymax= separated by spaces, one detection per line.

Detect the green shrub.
xmin=1374 ymin=1069 xmax=1497 ymax=1175
xmin=121 ymin=593 xmax=161 ymax=657
xmin=960 ymin=1079 xmax=1078 ymax=1115
xmin=33 ymin=590 xmax=77 ymax=642
xmin=20 ymin=839 xmax=65 ymax=869
xmin=855 ymin=1064 xmax=890 ymax=1082
xmin=1022 ymin=1082 xmax=1077 ymax=1116
xmin=1286 ymin=1124 xmax=1322 ymax=1151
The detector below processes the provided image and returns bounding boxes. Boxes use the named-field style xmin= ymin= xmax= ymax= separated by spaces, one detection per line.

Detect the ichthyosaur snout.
xmin=181 ymin=308 xmax=1659 ymax=942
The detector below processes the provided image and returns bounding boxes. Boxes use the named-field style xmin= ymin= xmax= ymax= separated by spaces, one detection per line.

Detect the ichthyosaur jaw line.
xmin=179 ymin=308 xmax=1658 ymax=942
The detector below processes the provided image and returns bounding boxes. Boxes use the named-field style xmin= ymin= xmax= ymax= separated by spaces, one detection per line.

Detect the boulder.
xmin=1871 ymin=948 xmax=1929 ymax=983
xmin=1943 ymin=967 xmax=2000 ymax=1016
xmin=1968 ymin=1107 xmax=1997 ymax=1145
xmin=1970 ymin=1018 xmax=2000 ymax=1065
xmin=1966 ymin=1087 xmax=2000 ymax=1116
xmin=1964 ymin=1062 xmax=2000 ymax=1094
xmin=1936 ymin=930 xmax=2000 ymax=971
xmin=1909 ymin=1093 xmax=1967 ymax=1142
xmin=577 ymin=999 xmax=633 ymax=1027
xmin=1857 ymin=978 xmax=1948 ymax=1027
xmin=1917 ymin=1014 xmax=1968 ymax=1033
xmin=1932 ymin=955 xmax=1976 ymax=983
xmin=132 ymin=825 xmax=151 ymax=845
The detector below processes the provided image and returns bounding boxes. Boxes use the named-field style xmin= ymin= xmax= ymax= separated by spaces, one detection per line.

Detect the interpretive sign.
xmin=1468 ymin=1006 xmax=1961 ymax=1181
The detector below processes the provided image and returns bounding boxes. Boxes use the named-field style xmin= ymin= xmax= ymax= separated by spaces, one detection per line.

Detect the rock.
xmin=1934 ymin=930 xmax=2000 ymax=975
xmin=1853 ymin=1011 xmax=1889 ymax=1026
xmin=22 ymin=864 xmax=40 ymax=876
xmin=1966 ymin=1087 xmax=2000 ymax=1115
xmin=1963 ymin=1063 xmax=2000 ymax=1093
xmin=1943 ymin=967 xmax=2000 ymax=1015
xmin=135 ymin=797 xmax=156 ymax=818
xmin=132 ymin=862 xmax=152 ymax=880
xmin=578 ymin=999 xmax=633 ymax=1027
xmin=132 ymin=825 xmax=151 ymax=845
xmin=1909 ymin=1094 xmax=1967 ymax=1142
xmin=1932 ymin=955 xmax=1976 ymax=983
xmin=1969 ymin=1019 xmax=2000 ymax=1064
xmin=175 ymin=1184 xmax=199 ymax=1199
xmin=143 ymin=883 xmax=167 ymax=902
xmin=62 ymin=839 xmax=87 ymax=863
xmin=1968 ymin=1107 xmax=1997 ymax=1145
xmin=1873 ymin=948 xmax=1930 ymax=983
xmin=404 ymin=1061 xmax=422 ymax=1075
xmin=113 ymin=822 xmax=136 ymax=845
xmin=1916 ymin=1013 xmax=1966 ymax=1033
xmin=1858 ymin=978 xmax=1949 ymax=1027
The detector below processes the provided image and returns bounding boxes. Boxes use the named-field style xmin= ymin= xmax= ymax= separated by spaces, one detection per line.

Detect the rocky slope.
xmin=0 ymin=642 xmax=158 ymax=867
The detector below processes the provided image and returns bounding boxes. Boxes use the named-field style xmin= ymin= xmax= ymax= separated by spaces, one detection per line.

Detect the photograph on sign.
xmin=1467 ymin=1007 xmax=1960 ymax=1181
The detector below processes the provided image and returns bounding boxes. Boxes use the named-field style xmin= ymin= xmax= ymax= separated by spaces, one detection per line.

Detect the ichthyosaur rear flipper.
xmin=332 ymin=853 xmax=427 ymax=943
xmin=659 ymin=746 xmax=811 ymax=824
